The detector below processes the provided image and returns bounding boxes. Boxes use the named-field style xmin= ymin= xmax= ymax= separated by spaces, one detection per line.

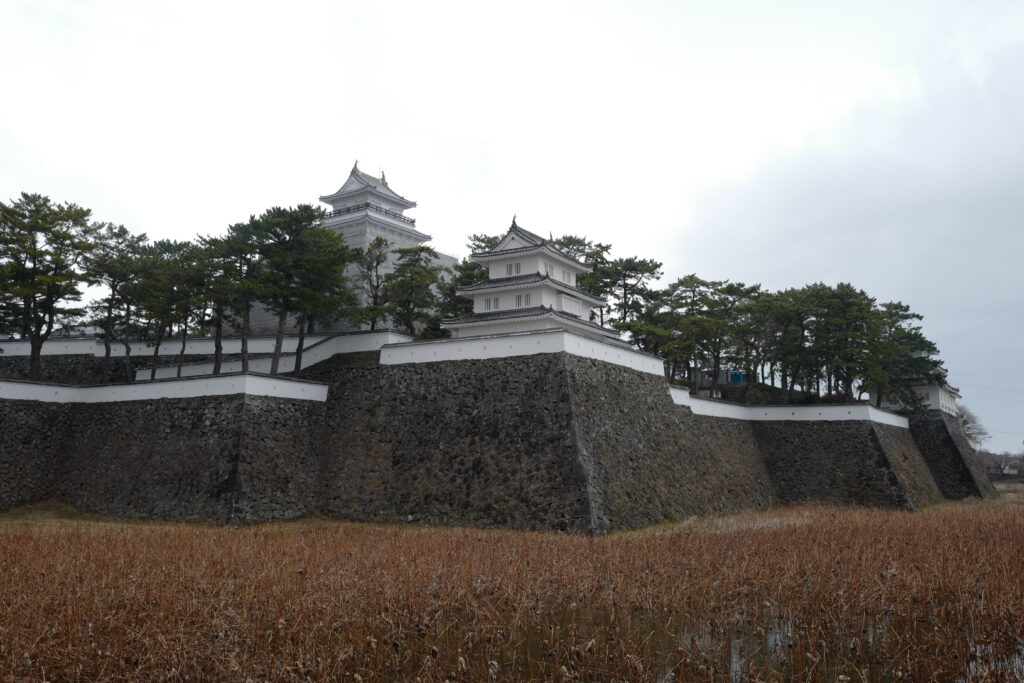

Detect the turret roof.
xmin=455 ymin=272 xmax=607 ymax=305
xmin=505 ymin=218 xmax=546 ymax=246
xmin=319 ymin=161 xmax=416 ymax=209
xmin=441 ymin=306 xmax=622 ymax=340
xmin=471 ymin=218 xmax=592 ymax=270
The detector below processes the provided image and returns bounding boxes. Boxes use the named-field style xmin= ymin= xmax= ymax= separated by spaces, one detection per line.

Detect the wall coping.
xmin=379 ymin=328 xmax=666 ymax=376
xmin=134 ymin=330 xmax=410 ymax=381
xmin=0 ymin=329 xmax=415 ymax=358
xmin=0 ymin=373 xmax=328 ymax=403
xmin=668 ymin=386 xmax=908 ymax=427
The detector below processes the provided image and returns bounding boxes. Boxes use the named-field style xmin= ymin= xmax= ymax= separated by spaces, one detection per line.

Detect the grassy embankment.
xmin=1 ymin=495 xmax=1022 ymax=681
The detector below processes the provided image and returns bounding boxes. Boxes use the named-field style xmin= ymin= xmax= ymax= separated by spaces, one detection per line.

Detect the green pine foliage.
xmin=0 ymin=193 xmax=99 ymax=379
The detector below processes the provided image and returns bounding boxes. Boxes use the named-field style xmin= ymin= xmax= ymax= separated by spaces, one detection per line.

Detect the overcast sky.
xmin=1 ymin=1 xmax=1021 ymax=451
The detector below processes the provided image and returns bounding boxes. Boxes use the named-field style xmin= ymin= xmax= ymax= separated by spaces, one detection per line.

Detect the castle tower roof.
xmin=471 ymin=218 xmax=592 ymax=271
xmin=319 ymin=161 xmax=417 ymax=211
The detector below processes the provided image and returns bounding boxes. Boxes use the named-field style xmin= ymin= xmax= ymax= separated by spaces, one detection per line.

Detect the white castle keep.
xmin=249 ymin=163 xmax=457 ymax=333
xmin=319 ymin=162 xmax=453 ymax=270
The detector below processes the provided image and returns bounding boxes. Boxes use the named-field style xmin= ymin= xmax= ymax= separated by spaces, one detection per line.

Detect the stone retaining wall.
xmin=909 ymin=410 xmax=997 ymax=500
xmin=232 ymin=396 xmax=326 ymax=521
xmin=304 ymin=354 xmax=778 ymax=532
xmin=305 ymin=354 xmax=592 ymax=531
xmin=752 ymin=420 xmax=945 ymax=509
xmin=564 ymin=356 xmax=775 ymax=530
xmin=59 ymin=397 xmax=246 ymax=521
xmin=0 ymin=400 xmax=72 ymax=510
xmin=1 ymin=393 xmax=327 ymax=523
xmin=0 ymin=352 xmax=996 ymax=529
xmin=0 ymin=355 xmax=132 ymax=384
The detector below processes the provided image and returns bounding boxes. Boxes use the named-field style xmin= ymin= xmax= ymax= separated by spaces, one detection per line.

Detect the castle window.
xmin=515 ymin=262 xmax=521 ymax=275
xmin=524 ymin=293 xmax=531 ymax=306
xmin=492 ymin=297 xmax=499 ymax=309
xmin=562 ymin=269 xmax=570 ymax=283
xmin=545 ymin=263 xmax=554 ymax=277
xmin=484 ymin=297 xmax=491 ymax=311
xmin=506 ymin=263 xmax=513 ymax=276
xmin=516 ymin=294 xmax=522 ymax=307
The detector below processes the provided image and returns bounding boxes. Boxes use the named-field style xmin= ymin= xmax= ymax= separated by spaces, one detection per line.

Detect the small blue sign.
xmin=729 ymin=372 xmax=744 ymax=384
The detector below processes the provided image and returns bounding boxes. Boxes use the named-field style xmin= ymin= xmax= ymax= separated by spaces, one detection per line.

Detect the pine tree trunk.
xmin=213 ymin=311 xmax=223 ymax=375
xmin=28 ymin=338 xmax=43 ymax=381
xmin=293 ymin=314 xmax=307 ymax=377
xmin=241 ymin=303 xmax=250 ymax=373
xmin=150 ymin=335 xmax=162 ymax=381
xmin=270 ymin=309 xmax=288 ymax=375
xmin=176 ymin=325 xmax=188 ymax=378
xmin=28 ymin=311 xmax=55 ymax=381
xmin=102 ymin=301 xmax=113 ymax=382
xmin=122 ymin=338 xmax=134 ymax=384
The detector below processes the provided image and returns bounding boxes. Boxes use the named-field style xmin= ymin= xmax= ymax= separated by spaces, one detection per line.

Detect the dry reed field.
xmin=1 ymin=501 xmax=1023 ymax=681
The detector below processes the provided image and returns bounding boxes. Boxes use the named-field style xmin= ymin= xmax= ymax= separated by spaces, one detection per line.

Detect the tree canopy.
xmin=0 ymin=192 xmax=98 ymax=379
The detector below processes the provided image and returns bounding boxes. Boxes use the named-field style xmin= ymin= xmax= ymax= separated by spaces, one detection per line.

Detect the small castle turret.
xmin=441 ymin=219 xmax=618 ymax=341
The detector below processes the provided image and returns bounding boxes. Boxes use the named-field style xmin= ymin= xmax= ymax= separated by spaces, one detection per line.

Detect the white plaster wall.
xmin=938 ymin=387 xmax=958 ymax=416
xmin=668 ymin=386 xmax=908 ymax=427
xmin=866 ymin=384 xmax=959 ymax=417
xmin=0 ymin=335 xmax=333 ymax=358
xmin=488 ymin=260 xmax=513 ymax=279
xmin=452 ymin=319 xmax=556 ymax=338
xmin=472 ymin=295 xmax=496 ymax=314
xmin=0 ymin=374 xmax=328 ymax=403
xmin=471 ymin=286 xmax=559 ymax=313
xmin=0 ymin=338 xmax=97 ymax=356
xmin=488 ymin=254 xmax=543 ymax=277
xmin=509 ymin=287 xmax=540 ymax=309
xmin=382 ymin=328 xmax=665 ymax=376
xmin=540 ymin=258 xmax=555 ymax=279
xmin=558 ymin=294 xmax=584 ymax=317
xmin=537 ymin=288 xmax=558 ymax=308
xmin=135 ymin=331 xmax=410 ymax=381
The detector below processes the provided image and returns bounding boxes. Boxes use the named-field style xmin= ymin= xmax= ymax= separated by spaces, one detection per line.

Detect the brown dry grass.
xmin=1 ymin=501 xmax=1022 ymax=681
xmin=995 ymin=480 xmax=1024 ymax=503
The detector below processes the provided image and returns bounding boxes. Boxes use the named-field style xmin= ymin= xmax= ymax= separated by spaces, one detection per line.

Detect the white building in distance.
xmin=442 ymin=220 xmax=619 ymax=342
xmin=868 ymin=378 xmax=961 ymax=416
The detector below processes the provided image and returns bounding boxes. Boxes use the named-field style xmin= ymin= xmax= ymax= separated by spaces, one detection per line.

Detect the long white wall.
xmin=0 ymin=374 xmax=328 ymax=403
xmin=380 ymin=328 xmax=666 ymax=376
xmin=136 ymin=331 xmax=412 ymax=381
xmin=0 ymin=335 xmax=332 ymax=358
xmin=668 ymin=386 xmax=908 ymax=427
